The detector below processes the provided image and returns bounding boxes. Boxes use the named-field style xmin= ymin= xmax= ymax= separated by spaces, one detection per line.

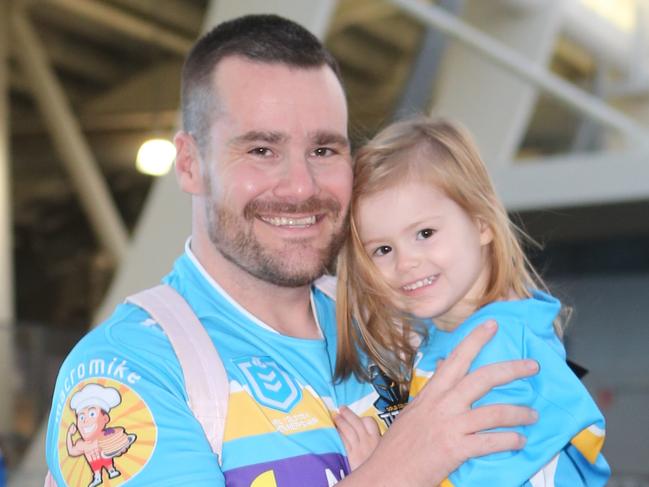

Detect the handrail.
xmin=390 ymin=0 xmax=649 ymax=148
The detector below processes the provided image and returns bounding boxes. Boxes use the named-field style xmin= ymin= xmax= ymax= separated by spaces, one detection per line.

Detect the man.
xmin=46 ymin=15 xmax=538 ymax=486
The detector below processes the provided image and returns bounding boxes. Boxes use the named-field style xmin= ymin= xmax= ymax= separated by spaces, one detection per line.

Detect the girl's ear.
xmin=174 ymin=131 xmax=205 ymax=195
xmin=477 ymin=217 xmax=494 ymax=246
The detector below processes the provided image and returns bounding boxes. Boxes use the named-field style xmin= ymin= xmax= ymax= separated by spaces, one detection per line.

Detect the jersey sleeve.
xmin=416 ymin=313 xmax=610 ymax=487
xmin=45 ymin=303 xmax=225 ymax=486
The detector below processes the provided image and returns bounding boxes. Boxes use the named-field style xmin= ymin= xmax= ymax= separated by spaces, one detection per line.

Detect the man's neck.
xmin=190 ymin=236 xmax=321 ymax=339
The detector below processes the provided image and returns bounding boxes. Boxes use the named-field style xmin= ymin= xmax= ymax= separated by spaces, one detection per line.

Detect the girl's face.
xmin=356 ymin=180 xmax=493 ymax=329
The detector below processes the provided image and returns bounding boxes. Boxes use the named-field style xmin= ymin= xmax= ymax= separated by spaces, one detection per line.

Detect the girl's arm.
xmin=338 ymin=321 xmax=539 ymax=487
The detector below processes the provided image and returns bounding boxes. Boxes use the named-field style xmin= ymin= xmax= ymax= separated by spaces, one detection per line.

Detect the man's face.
xmin=198 ymin=57 xmax=352 ymax=287
xmin=76 ymin=406 xmax=109 ymax=441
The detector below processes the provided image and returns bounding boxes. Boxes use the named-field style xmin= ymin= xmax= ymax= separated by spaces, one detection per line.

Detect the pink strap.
xmin=44 ymin=471 xmax=57 ymax=487
xmin=127 ymin=284 xmax=228 ymax=464
xmin=314 ymin=275 xmax=337 ymax=300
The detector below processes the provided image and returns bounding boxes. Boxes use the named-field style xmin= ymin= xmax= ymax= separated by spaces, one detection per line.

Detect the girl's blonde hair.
xmin=335 ymin=116 xmax=555 ymax=390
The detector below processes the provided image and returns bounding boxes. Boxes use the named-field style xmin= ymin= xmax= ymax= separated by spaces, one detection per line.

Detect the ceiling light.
xmin=136 ymin=138 xmax=175 ymax=176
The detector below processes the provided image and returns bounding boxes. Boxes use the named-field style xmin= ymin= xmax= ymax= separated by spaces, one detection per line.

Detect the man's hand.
xmin=341 ymin=321 xmax=539 ymax=487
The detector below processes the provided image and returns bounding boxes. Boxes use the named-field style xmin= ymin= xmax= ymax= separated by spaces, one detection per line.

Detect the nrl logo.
xmin=234 ymin=356 xmax=302 ymax=412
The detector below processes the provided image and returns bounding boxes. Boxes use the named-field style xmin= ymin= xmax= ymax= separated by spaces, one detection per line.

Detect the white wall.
xmin=554 ymin=273 xmax=649 ymax=482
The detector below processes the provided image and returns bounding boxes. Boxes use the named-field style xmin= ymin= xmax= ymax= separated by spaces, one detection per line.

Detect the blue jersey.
xmin=45 ymin=247 xmax=356 ymax=487
xmin=337 ymin=291 xmax=610 ymax=486
xmin=410 ymin=291 xmax=610 ymax=487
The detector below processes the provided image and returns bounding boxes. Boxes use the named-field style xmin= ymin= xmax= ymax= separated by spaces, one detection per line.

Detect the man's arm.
xmin=45 ymin=309 xmax=226 ymax=486
xmin=340 ymin=321 xmax=539 ymax=486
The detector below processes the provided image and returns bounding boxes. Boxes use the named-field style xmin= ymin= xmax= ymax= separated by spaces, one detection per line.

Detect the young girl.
xmin=334 ymin=116 xmax=610 ymax=485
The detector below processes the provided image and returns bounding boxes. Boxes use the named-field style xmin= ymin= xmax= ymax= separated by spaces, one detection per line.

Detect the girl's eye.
xmin=417 ymin=228 xmax=435 ymax=240
xmin=89 ymin=410 xmax=96 ymax=418
xmin=373 ymin=245 xmax=392 ymax=257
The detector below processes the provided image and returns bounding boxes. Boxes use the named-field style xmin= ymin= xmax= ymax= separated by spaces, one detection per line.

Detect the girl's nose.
xmin=396 ymin=250 xmax=420 ymax=273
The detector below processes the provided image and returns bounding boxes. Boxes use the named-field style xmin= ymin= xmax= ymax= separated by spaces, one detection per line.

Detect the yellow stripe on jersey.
xmin=224 ymin=387 xmax=333 ymax=441
xmin=410 ymin=373 xmax=430 ymax=398
xmin=440 ymin=478 xmax=455 ymax=487
xmin=571 ymin=425 xmax=605 ymax=464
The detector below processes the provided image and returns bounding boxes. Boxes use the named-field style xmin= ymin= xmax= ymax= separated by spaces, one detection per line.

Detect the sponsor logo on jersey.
xmin=234 ymin=356 xmax=302 ymax=412
xmin=57 ymin=378 xmax=156 ymax=487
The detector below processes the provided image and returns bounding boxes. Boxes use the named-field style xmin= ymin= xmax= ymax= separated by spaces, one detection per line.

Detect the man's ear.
xmin=174 ymin=131 xmax=205 ymax=195
xmin=477 ymin=217 xmax=494 ymax=246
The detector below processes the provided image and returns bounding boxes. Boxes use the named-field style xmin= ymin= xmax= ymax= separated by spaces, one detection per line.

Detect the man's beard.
xmin=205 ymin=195 xmax=348 ymax=287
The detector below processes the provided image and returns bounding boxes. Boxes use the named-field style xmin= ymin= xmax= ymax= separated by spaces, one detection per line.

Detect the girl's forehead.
xmin=357 ymin=169 xmax=444 ymax=204
xmin=367 ymin=149 xmax=443 ymax=186
xmin=358 ymin=180 xmax=450 ymax=214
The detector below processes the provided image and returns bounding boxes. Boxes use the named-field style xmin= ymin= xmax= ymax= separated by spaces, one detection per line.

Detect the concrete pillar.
xmin=433 ymin=0 xmax=564 ymax=166
xmin=0 ymin=0 xmax=15 ymax=436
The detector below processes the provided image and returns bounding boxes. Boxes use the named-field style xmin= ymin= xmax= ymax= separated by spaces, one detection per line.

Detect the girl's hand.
xmin=334 ymin=406 xmax=381 ymax=470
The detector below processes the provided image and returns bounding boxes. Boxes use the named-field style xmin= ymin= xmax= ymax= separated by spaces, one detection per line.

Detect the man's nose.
xmin=273 ymin=156 xmax=318 ymax=200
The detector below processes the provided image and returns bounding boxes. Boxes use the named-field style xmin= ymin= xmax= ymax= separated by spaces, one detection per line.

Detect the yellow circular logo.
xmin=57 ymin=378 xmax=157 ymax=486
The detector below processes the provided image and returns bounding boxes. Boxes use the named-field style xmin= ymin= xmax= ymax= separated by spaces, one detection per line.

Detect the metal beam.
xmin=85 ymin=61 xmax=182 ymax=115
xmin=107 ymin=0 xmax=204 ymax=36
xmin=493 ymin=150 xmax=649 ymax=211
xmin=391 ymin=0 xmax=649 ymax=148
xmin=22 ymin=28 xmax=122 ymax=83
xmin=11 ymin=109 xmax=179 ymax=135
xmin=392 ymin=0 xmax=464 ymax=119
xmin=42 ymin=0 xmax=193 ymax=56
xmin=12 ymin=11 xmax=129 ymax=264
xmin=0 ymin=0 xmax=15 ymax=436
xmin=8 ymin=70 xmax=32 ymax=96
xmin=563 ymin=0 xmax=647 ymax=95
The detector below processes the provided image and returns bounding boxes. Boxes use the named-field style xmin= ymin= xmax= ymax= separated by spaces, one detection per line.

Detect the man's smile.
xmin=259 ymin=214 xmax=318 ymax=227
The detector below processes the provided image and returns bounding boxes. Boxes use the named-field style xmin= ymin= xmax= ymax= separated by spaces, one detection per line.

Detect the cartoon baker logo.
xmin=58 ymin=378 xmax=157 ymax=487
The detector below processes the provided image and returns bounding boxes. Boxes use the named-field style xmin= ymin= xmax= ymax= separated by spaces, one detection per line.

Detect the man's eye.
xmin=312 ymin=147 xmax=335 ymax=157
xmin=249 ymin=147 xmax=273 ymax=157
xmin=417 ymin=228 xmax=435 ymax=240
xmin=373 ymin=245 xmax=392 ymax=257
